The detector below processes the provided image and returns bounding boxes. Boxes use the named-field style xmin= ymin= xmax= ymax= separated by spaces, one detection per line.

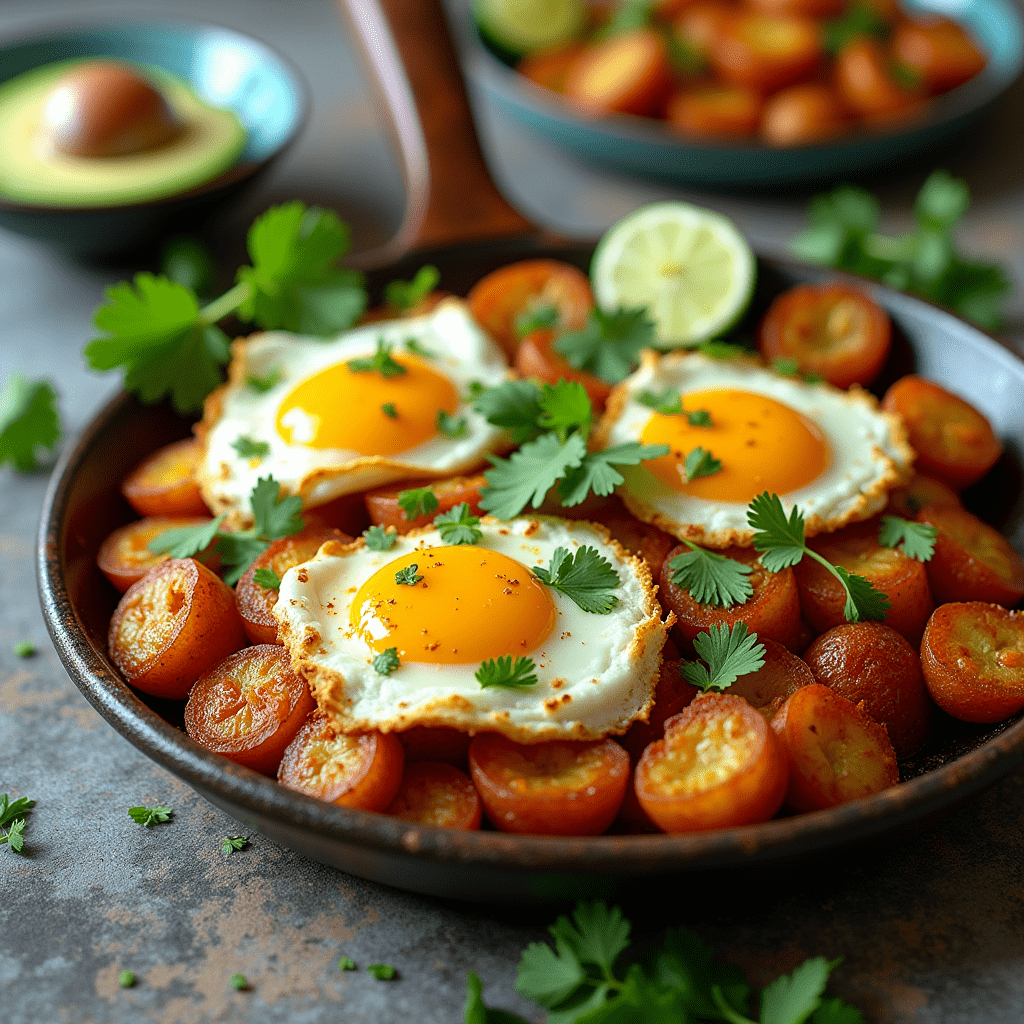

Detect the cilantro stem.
xmin=200 ymin=281 xmax=252 ymax=325
xmin=805 ymin=547 xmax=855 ymax=600
xmin=711 ymin=985 xmax=758 ymax=1024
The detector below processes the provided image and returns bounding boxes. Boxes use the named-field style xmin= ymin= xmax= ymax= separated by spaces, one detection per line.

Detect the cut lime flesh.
xmin=474 ymin=0 xmax=587 ymax=56
xmin=591 ymin=202 xmax=756 ymax=348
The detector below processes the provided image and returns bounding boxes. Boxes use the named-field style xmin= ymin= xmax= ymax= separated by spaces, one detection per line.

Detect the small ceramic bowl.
xmin=447 ymin=0 xmax=1024 ymax=188
xmin=0 ymin=19 xmax=308 ymax=257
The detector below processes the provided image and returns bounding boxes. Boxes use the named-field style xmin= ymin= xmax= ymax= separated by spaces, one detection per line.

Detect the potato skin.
xmin=727 ymin=637 xmax=814 ymax=719
xmin=121 ymin=438 xmax=209 ymax=518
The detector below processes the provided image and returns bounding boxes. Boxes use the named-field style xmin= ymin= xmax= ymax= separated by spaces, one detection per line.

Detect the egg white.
xmin=273 ymin=517 xmax=669 ymax=743
xmin=594 ymin=351 xmax=914 ymax=548
xmin=196 ymin=298 xmax=510 ymax=523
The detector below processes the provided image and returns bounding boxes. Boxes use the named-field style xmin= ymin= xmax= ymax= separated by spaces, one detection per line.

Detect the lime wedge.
xmin=591 ymin=202 xmax=757 ymax=348
xmin=474 ymin=0 xmax=587 ymax=57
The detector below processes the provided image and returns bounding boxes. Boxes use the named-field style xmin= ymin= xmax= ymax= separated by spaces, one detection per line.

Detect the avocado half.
xmin=0 ymin=60 xmax=247 ymax=207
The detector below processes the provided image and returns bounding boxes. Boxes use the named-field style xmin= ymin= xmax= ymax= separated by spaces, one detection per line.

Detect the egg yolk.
xmin=275 ymin=354 xmax=459 ymax=455
xmin=350 ymin=546 xmax=557 ymax=664
xmin=640 ymin=388 xmax=831 ymax=502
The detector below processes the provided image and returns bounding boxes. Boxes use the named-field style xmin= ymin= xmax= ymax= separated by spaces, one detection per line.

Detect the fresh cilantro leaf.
xmin=405 ymin=337 xmax=436 ymax=358
xmin=554 ymin=903 xmax=631 ymax=977
xmin=250 ymin=476 xmax=304 ymax=542
xmin=792 ymin=186 xmax=882 ymax=274
xmin=878 ymin=515 xmax=937 ymax=562
xmin=253 ymin=568 xmax=281 ymax=589
xmin=161 ymin=235 xmax=216 ymax=295
xmin=916 ymin=169 xmax=969 ymax=231
xmin=810 ymin=997 xmax=866 ymax=1024
xmin=230 ymin=973 xmax=248 ymax=990
xmin=13 ymin=640 xmax=35 ymax=658
xmin=231 ymin=435 xmax=270 ymax=459
xmin=476 ymin=655 xmax=538 ymax=689
xmin=367 ymin=964 xmax=396 ymax=980
xmin=0 ymin=795 xmax=34 ymax=829
xmin=339 ymin=957 xmax=356 ymax=971
xmin=667 ymin=543 xmax=754 ymax=608
xmin=537 ymin=380 xmax=592 ymax=440
xmin=347 ymin=338 xmax=406 ymax=378
xmin=687 ymin=409 xmax=713 ymax=426
xmin=557 ymin=443 xmax=669 ymax=507
xmin=472 ymin=379 xmax=544 ymax=444
xmin=118 ymin=969 xmax=136 ymax=988
xmin=381 ymin=402 xmax=398 ymax=419
xmin=480 ymin=432 xmax=587 ymax=520
xmin=247 ymin=367 xmax=282 ymax=392
xmin=835 ymin=566 xmax=891 ymax=623
xmin=149 ymin=514 xmax=226 ymax=558
xmin=533 ymin=546 xmax=620 ymax=614
xmin=128 ymin=804 xmax=173 ymax=828
xmin=697 ymin=340 xmax=751 ymax=360
xmin=1 ymin=817 xmax=26 ymax=854
xmin=236 ymin=202 xmax=366 ymax=334
xmin=683 ymin=622 xmax=765 ymax=692
xmin=651 ymin=926 xmax=751 ymax=1019
xmin=638 ymin=388 xmax=684 ymax=415
xmin=514 ymin=302 xmax=559 ymax=337
xmin=683 ymin=447 xmax=721 ymax=482
xmin=516 ymin=937 xmax=586 ymax=1008
xmin=395 ymin=564 xmax=423 ymax=586
xmin=385 ymin=264 xmax=440 ymax=311
xmin=437 ymin=409 xmax=468 ymax=437
xmin=434 ymin=503 xmax=483 ymax=545
xmin=464 ymin=972 xmax=531 ymax=1024
xmin=554 ymin=306 xmax=655 ymax=384
xmin=760 ymin=957 xmax=840 ymax=1024
xmin=398 ymin=486 xmax=440 ymax=520
xmin=0 ymin=376 xmax=61 ymax=471
xmin=373 ymin=647 xmax=400 ymax=676
xmin=364 ymin=525 xmax=397 ymax=551
xmin=221 ymin=835 xmax=249 ymax=854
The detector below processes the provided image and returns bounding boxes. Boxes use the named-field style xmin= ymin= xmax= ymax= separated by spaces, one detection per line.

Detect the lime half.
xmin=591 ymin=202 xmax=757 ymax=348
xmin=474 ymin=0 xmax=587 ymax=57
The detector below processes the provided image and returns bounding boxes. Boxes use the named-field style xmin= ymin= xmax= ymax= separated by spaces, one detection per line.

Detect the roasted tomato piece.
xmin=184 ymin=645 xmax=316 ymax=775
xmin=235 ymin=526 xmax=352 ymax=646
xmin=108 ymin=558 xmax=247 ymax=699
xmin=711 ymin=14 xmax=822 ymax=93
xmin=468 ymin=734 xmax=629 ymax=836
xmin=363 ymin=474 xmax=487 ymax=534
xmin=98 ymin=515 xmax=218 ymax=593
xmin=803 ymin=622 xmax=931 ymax=758
xmin=886 ymin=473 xmax=961 ymax=520
xmin=385 ymin=761 xmax=482 ymax=830
xmin=921 ymin=602 xmax=1024 ymax=723
xmin=760 ymin=84 xmax=848 ymax=146
xmin=621 ymin=658 xmax=700 ymax=763
xmin=466 ymin=259 xmax=593 ymax=357
xmin=398 ymin=726 xmax=472 ymax=768
xmin=665 ymin=85 xmax=764 ymax=139
xmin=120 ymin=438 xmax=209 ymax=518
xmin=514 ymin=327 xmax=612 ymax=409
xmin=517 ymin=44 xmax=586 ymax=92
xmin=771 ymin=683 xmax=899 ymax=810
xmin=795 ymin=519 xmax=933 ymax=644
xmin=891 ymin=17 xmax=986 ymax=94
xmin=727 ymin=638 xmax=814 ymax=719
xmin=834 ymin=37 xmax=924 ymax=121
xmin=917 ymin=503 xmax=1024 ymax=607
xmin=278 ymin=715 xmax=405 ymax=811
xmin=660 ymin=544 xmax=803 ymax=654
xmin=564 ymin=29 xmax=674 ymax=116
xmin=635 ymin=693 xmax=789 ymax=833
xmin=758 ymin=284 xmax=891 ymax=389
xmin=881 ymin=376 xmax=1002 ymax=489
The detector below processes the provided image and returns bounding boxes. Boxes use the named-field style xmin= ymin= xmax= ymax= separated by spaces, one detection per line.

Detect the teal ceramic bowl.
xmin=449 ymin=0 xmax=1024 ymax=188
xmin=0 ymin=20 xmax=308 ymax=257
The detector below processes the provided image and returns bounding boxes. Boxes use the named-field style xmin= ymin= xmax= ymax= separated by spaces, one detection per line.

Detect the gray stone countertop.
xmin=2 ymin=1 xmax=1024 ymax=1022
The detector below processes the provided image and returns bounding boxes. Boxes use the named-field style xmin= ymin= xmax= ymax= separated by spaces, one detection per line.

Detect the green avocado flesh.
xmin=0 ymin=61 xmax=247 ymax=207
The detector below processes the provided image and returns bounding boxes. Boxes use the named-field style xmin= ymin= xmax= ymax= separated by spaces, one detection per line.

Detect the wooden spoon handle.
xmin=338 ymin=0 xmax=533 ymax=255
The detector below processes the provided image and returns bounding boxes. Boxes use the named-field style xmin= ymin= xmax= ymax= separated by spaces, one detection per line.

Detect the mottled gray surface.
xmin=3 ymin=1 xmax=1024 ymax=1021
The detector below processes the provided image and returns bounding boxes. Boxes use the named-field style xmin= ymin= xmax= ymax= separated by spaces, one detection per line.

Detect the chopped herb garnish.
xmin=878 ymin=515 xmax=937 ymax=562
xmin=119 ymin=970 xmax=136 ymax=988
xmin=12 ymin=640 xmax=35 ymax=658
xmin=346 ymin=338 xmax=406 ymax=378
xmin=773 ymin=357 xmax=801 ymax=377
xmin=554 ymin=306 xmax=655 ymax=384
xmin=683 ymin=447 xmax=722 ymax=482
xmin=434 ymin=503 xmax=483 ymax=545
xmin=385 ymin=264 xmax=440 ymax=311
xmin=246 ymin=367 xmax=282 ymax=392
xmin=437 ymin=409 xmax=468 ymax=437
xmin=637 ymin=388 xmax=713 ymax=425
xmin=381 ymin=402 xmax=398 ymax=419
xmin=533 ymin=546 xmax=619 ymax=614
xmin=397 ymin=486 xmax=439 ymax=521
xmin=230 ymin=973 xmax=248 ymax=991
xmin=231 ymin=435 xmax=270 ymax=459
xmin=363 ymin=525 xmax=397 ymax=551
xmin=367 ymin=964 xmax=396 ymax=981
xmin=0 ymin=794 xmax=32 ymax=855
xmin=476 ymin=656 xmax=538 ymax=689
xmin=405 ymin=337 xmax=435 ymax=358
xmin=514 ymin=302 xmax=559 ymax=337
xmin=339 ymin=956 xmax=356 ymax=971
xmin=697 ymin=340 xmax=751 ymax=359
xmin=128 ymin=804 xmax=173 ymax=828
xmin=683 ymin=622 xmax=766 ymax=692
xmin=0 ymin=375 xmax=61 ymax=471
xmin=221 ymin=835 xmax=249 ymax=855
xmin=253 ymin=568 xmax=281 ymax=590
xmin=373 ymin=647 xmax=400 ymax=676
xmin=667 ymin=543 xmax=754 ymax=608
xmin=395 ymin=564 xmax=423 ymax=586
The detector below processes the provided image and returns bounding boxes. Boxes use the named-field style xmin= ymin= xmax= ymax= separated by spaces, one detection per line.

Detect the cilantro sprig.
xmin=88 ymin=202 xmax=367 ymax=412
xmin=434 ymin=503 xmax=483 ymax=545
xmin=253 ymin=568 xmax=281 ymax=590
xmin=221 ymin=835 xmax=249 ymax=855
xmin=684 ymin=447 xmax=722 ymax=482
xmin=794 ymin=171 xmax=1011 ymax=329
xmin=398 ymin=486 xmax=440 ymax=521
xmin=476 ymin=655 xmax=538 ymax=689
xmin=128 ymin=804 xmax=173 ymax=828
xmin=466 ymin=900 xmax=862 ymax=1024
xmin=533 ymin=546 xmax=620 ymax=614
xmin=347 ymin=338 xmax=406 ymax=378
xmin=384 ymin=264 xmax=439 ymax=312
xmin=683 ymin=623 xmax=766 ymax=692
xmin=878 ymin=515 xmax=937 ymax=562
xmin=0 ymin=376 xmax=61 ymax=471
xmin=149 ymin=476 xmax=304 ymax=585
xmin=0 ymin=794 xmax=34 ymax=855
xmin=667 ymin=543 xmax=754 ymax=608
xmin=638 ymin=388 xmax=713 ymax=425
xmin=554 ymin=306 xmax=655 ymax=384
xmin=748 ymin=492 xmax=889 ymax=622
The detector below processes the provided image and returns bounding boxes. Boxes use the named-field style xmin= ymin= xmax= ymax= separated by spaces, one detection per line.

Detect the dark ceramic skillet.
xmin=37 ymin=0 xmax=1024 ymax=903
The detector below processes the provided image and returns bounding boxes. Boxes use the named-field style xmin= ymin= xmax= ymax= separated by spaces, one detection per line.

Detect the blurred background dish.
xmin=0 ymin=19 xmax=308 ymax=257
xmin=445 ymin=0 xmax=1023 ymax=187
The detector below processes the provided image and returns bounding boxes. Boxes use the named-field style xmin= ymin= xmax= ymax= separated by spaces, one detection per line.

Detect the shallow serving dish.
xmin=0 ymin=19 xmax=308 ymax=257
xmin=444 ymin=0 xmax=1024 ymax=188
xmin=37 ymin=237 xmax=1024 ymax=903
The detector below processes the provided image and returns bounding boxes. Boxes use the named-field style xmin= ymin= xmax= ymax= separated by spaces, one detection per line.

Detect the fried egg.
xmin=593 ymin=351 xmax=914 ymax=548
xmin=273 ymin=517 xmax=669 ymax=742
xmin=196 ymin=298 xmax=510 ymax=523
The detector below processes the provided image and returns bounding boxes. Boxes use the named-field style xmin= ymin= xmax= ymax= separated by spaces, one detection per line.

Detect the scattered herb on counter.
xmin=87 ymin=201 xmax=367 ymax=413
xmin=230 ymin=973 xmax=248 ymax=991
xmin=118 ymin=969 xmax=136 ymax=988
xmin=128 ymin=804 xmax=173 ymax=828
xmin=339 ymin=956 xmax=356 ymax=971
xmin=465 ymin=901 xmax=863 ymax=1024
xmin=683 ymin=622 xmax=766 ymax=692
xmin=0 ymin=375 xmax=61 ymax=472
xmin=878 ymin=515 xmax=937 ymax=562
xmin=793 ymin=170 xmax=1011 ymax=330
xmin=385 ymin=264 xmax=440 ymax=312
xmin=476 ymin=655 xmax=538 ymax=690
xmin=0 ymin=794 xmax=33 ymax=855
xmin=367 ymin=963 xmax=397 ymax=981
xmin=12 ymin=640 xmax=36 ymax=658
xmin=221 ymin=835 xmax=250 ymax=855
